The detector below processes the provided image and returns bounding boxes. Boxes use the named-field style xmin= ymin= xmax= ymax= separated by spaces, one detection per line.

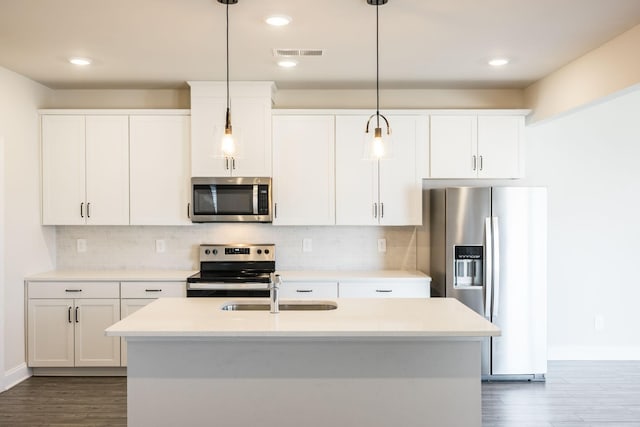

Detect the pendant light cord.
xmin=375 ymin=3 xmax=380 ymax=128
xmin=226 ymin=2 xmax=230 ymax=110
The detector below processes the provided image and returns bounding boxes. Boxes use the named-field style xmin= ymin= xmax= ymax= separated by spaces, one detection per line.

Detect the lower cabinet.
xmin=27 ymin=282 xmax=121 ymax=367
xmin=120 ymin=281 xmax=185 ymax=366
xmin=279 ymin=281 xmax=339 ymax=299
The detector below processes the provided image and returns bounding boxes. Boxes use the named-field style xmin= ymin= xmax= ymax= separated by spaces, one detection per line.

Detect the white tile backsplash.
xmin=56 ymin=225 xmax=418 ymax=271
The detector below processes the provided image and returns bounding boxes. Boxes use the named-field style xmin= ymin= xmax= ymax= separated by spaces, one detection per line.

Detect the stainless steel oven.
xmin=186 ymin=244 xmax=275 ymax=297
xmin=191 ymin=177 xmax=272 ymax=223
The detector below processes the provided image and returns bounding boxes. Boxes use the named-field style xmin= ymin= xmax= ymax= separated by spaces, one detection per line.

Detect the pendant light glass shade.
xmin=364 ymin=0 xmax=390 ymax=160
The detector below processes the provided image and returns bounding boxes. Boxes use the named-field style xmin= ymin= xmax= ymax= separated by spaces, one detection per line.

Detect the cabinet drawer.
xmin=28 ymin=282 xmax=120 ymax=299
xmin=339 ymin=281 xmax=429 ymax=298
xmin=279 ymin=281 xmax=338 ymax=299
xmin=120 ymin=281 xmax=186 ymax=298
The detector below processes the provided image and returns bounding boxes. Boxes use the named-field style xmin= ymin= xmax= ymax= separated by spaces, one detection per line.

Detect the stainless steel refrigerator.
xmin=420 ymin=187 xmax=547 ymax=380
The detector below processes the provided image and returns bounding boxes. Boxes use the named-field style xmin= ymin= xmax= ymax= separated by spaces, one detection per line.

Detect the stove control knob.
xmin=264 ymin=249 xmax=270 ymax=255
xmin=212 ymin=249 xmax=218 ymax=255
xmin=205 ymin=249 xmax=210 ymax=255
xmin=257 ymin=249 xmax=262 ymax=254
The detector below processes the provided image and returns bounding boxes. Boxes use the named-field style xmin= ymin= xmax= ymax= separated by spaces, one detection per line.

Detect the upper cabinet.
xmin=272 ymin=115 xmax=335 ymax=225
xmin=129 ymin=115 xmax=191 ymax=225
xmin=429 ymin=113 xmax=525 ymax=179
xmin=41 ymin=110 xmax=191 ymax=226
xmin=189 ymin=81 xmax=274 ymax=177
xmin=42 ymin=115 xmax=129 ymax=225
xmin=335 ymin=114 xmax=427 ymax=226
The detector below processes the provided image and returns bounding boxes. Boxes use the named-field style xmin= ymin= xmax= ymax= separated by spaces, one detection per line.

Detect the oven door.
xmin=186 ymin=282 xmax=270 ymax=298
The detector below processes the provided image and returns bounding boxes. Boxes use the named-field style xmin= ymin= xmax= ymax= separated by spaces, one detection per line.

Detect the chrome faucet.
xmin=269 ymin=273 xmax=281 ymax=313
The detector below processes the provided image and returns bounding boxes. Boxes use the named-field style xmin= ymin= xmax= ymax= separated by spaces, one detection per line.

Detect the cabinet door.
xmin=378 ymin=115 xmax=425 ymax=225
xmin=190 ymin=95 xmax=230 ymax=176
xmin=335 ymin=115 xmax=378 ymax=225
xmin=429 ymin=115 xmax=478 ymax=179
xmin=130 ymin=115 xmax=191 ymax=225
xmin=85 ymin=116 xmax=130 ymax=225
xmin=120 ymin=299 xmax=154 ymax=366
xmin=27 ymin=299 xmax=75 ymax=367
xmin=279 ymin=281 xmax=338 ymax=299
xmin=74 ymin=299 xmax=121 ymax=367
xmin=41 ymin=115 xmax=86 ymax=225
xmin=230 ymin=97 xmax=272 ymax=177
xmin=272 ymin=115 xmax=335 ymax=225
xmin=477 ymin=116 xmax=523 ymax=179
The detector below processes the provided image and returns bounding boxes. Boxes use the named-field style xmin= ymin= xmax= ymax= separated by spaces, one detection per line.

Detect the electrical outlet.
xmin=155 ymin=239 xmax=166 ymax=253
xmin=302 ymin=238 xmax=312 ymax=253
xmin=76 ymin=239 xmax=87 ymax=253
xmin=594 ymin=314 xmax=605 ymax=331
xmin=378 ymin=238 xmax=387 ymax=253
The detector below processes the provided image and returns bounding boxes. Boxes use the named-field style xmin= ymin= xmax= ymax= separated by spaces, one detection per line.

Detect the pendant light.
xmin=219 ymin=0 xmax=238 ymax=158
xmin=364 ymin=0 xmax=391 ymax=159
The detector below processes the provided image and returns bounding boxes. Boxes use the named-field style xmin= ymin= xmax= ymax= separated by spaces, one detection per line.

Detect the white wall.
xmin=524 ymin=88 xmax=640 ymax=359
xmin=0 ymin=66 xmax=56 ymax=390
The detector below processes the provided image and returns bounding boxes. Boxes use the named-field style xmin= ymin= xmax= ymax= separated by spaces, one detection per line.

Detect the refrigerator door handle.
xmin=484 ymin=217 xmax=493 ymax=319
xmin=492 ymin=216 xmax=501 ymax=318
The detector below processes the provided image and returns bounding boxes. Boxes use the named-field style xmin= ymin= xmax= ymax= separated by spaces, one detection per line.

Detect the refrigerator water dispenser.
xmin=453 ymin=245 xmax=483 ymax=288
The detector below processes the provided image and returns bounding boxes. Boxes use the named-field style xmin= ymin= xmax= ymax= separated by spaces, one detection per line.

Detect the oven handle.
xmin=187 ymin=282 xmax=270 ymax=290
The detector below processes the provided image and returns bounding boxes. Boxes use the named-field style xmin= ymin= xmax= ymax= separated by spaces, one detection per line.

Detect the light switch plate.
xmin=378 ymin=238 xmax=387 ymax=253
xmin=155 ymin=239 xmax=166 ymax=253
xmin=302 ymin=238 xmax=312 ymax=253
xmin=77 ymin=239 xmax=87 ymax=253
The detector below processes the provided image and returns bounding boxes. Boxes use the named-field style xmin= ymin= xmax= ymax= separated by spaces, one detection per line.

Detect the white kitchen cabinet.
xmin=120 ymin=281 xmax=185 ymax=366
xmin=27 ymin=282 xmax=121 ymax=367
xmin=129 ymin=115 xmax=191 ymax=225
xmin=335 ymin=114 xmax=426 ymax=225
xmin=279 ymin=281 xmax=338 ymax=299
xmin=189 ymin=81 xmax=273 ymax=177
xmin=429 ymin=114 xmax=524 ymax=179
xmin=41 ymin=115 xmax=129 ymax=225
xmin=339 ymin=280 xmax=430 ymax=298
xmin=272 ymin=115 xmax=335 ymax=225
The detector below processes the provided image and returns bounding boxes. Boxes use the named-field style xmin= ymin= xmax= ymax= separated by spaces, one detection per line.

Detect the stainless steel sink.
xmin=221 ymin=301 xmax=338 ymax=311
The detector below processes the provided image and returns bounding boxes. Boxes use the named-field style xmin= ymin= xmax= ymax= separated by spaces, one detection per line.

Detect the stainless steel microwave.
xmin=191 ymin=177 xmax=272 ymax=223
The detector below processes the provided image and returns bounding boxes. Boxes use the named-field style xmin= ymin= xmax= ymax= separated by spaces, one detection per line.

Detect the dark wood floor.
xmin=0 ymin=362 xmax=639 ymax=426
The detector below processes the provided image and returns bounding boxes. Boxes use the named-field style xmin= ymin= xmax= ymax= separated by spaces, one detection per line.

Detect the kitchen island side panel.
xmin=126 ymin=338 xmax=481 ymax=427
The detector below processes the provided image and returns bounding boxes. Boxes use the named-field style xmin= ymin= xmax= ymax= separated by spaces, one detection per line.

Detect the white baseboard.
xmin=548 ymin=346 xmax=640 ymax=360
xmin=3 ymin=363 xmax=31 ymax=391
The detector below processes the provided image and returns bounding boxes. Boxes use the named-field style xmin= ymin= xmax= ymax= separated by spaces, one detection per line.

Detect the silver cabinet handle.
xmin=373 ymin=203 xmax=378 ymax=219
xmin=296 ymin=289 xmax=313 ymax=293
xmin=145 ymin=289 xmax=162 ymax=292
xmin=232 ymin=157 xmax=236 ymax=170
xmin=472 ymin=155 xmax=477 ymax=171
xmin=75 ymin=306 xmax=79 ymax=323
xmin=274 ymin=202 xmax=278 ymax=219
xmin=68 ymin=306 xmax=72 ymax=323
xmin=375 ymin=289 xmax=393 ymax=293
xmin=225 ymin=157 xmax=229 ymax=170
xmin=187 ymin=203 xmax=191 ymax=219
xmin=80 ymin=202 xmax=84 ymax=218
xmin=479 ymin=155 xmax=484 ymax=171
xmin=86 ymin=202 xmax=91 ymax=218
xmin=380 ymin=202 xmax=384 ymax=219
xmin=65 ymin=289 xmax=82 ymax=293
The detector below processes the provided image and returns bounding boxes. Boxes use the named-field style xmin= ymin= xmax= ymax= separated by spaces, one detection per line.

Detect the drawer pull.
xmin=65 ymin=289 xmax=82 ymax=293
xmin=296 ymin=289 xmax=313 ymax=293
xmin=375 ymin=289 xmax=393 ymax=293
xmin=145 ymin=289 xmax=162 ymax=292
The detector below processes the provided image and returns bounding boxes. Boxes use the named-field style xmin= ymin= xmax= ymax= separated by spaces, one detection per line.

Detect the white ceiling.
xmin=1 ymin=0 xmax=640 ymax=90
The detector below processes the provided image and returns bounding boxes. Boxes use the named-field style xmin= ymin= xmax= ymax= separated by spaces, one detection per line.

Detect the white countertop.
xmin=25 ymin=270 xmax=197 ymax=282
xmin=277 ymin=270 xmax=431 ymax=282
xmin=106 ymin=297 xmax=499 ymax=339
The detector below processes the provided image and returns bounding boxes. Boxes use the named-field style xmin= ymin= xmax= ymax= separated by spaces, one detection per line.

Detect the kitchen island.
xmin=106 ymin=297 xmax=499 ymax=427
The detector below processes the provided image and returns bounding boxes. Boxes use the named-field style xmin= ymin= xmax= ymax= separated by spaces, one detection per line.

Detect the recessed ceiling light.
xmin=488 ymin=58 xmax=509 ymax=67
xmin=69 ymin=57 xmax=92 ymax=66
xmin=265 ymin=15 xmax=292 ymax=26
xmin=277 ymin=59 xmax=298 ymax=68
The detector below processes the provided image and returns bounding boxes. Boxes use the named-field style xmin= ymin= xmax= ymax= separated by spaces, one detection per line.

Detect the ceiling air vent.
xmin=272 ymin=48 xmax=324 ymax=57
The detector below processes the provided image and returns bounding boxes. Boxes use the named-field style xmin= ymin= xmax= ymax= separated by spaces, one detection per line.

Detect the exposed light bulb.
xmin=221 ymin=129 xmax=235 ymax=156
xmin=372 ymin=128 xmax=385 ymax=158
